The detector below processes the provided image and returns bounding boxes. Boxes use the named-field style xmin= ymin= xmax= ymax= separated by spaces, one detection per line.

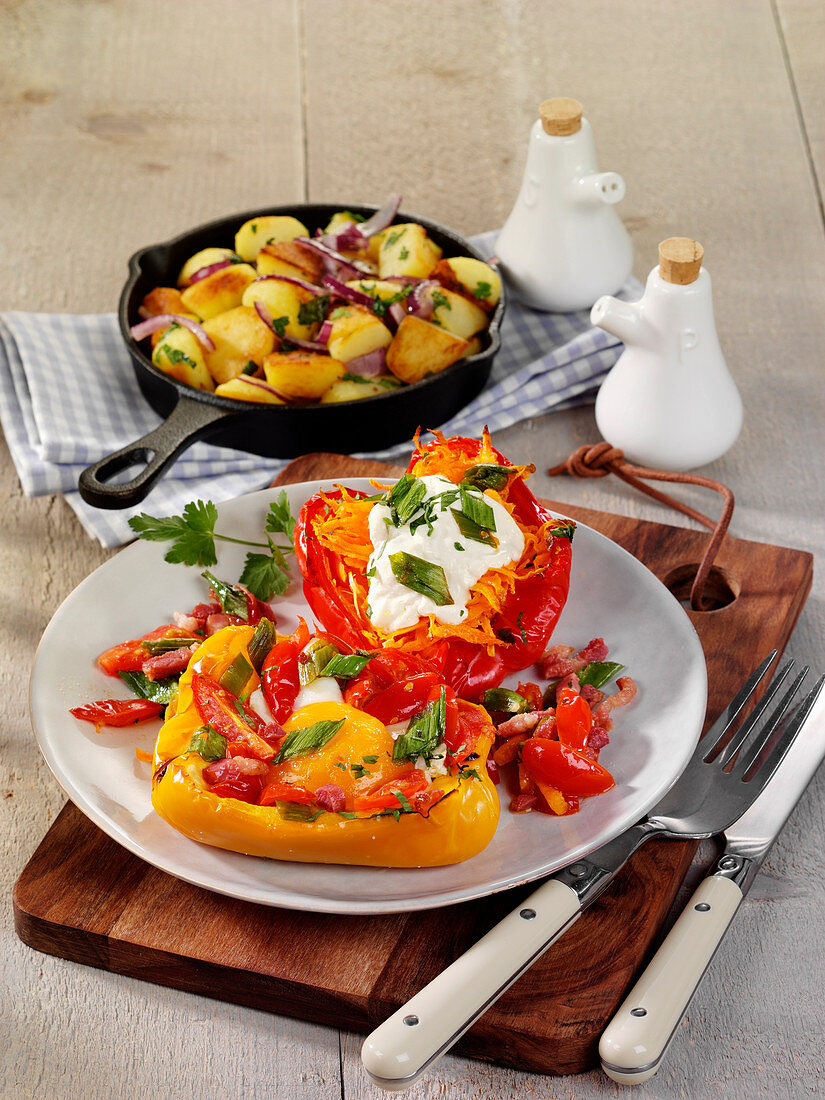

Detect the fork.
xmin=361 ymin=652 xmax=818 ymax=1091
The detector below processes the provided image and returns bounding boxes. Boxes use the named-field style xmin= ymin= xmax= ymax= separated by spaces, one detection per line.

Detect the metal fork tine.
xmin=701 ymin=650 xmax=777 ymax=761
xmin=714 ymin=660 xmax=795 ymax=767
xmin=731 ymin=672 xmax=824 ymax=790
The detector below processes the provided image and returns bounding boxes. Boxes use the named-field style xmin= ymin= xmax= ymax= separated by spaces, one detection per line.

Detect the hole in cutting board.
xmin=662 ymin=564 xmax=739 ymax=611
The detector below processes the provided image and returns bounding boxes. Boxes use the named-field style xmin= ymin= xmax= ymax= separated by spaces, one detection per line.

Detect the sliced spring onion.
xmin=202 ymin=570 xmax=248 ymax=620
xmin=482 ymin=688 xmax=530 ymax=715
xmin=461 ymin=464 xmax=513 ymax=491
xmin=297 ymin=639 xmax=338 ymax=687
xmin=219 ymin=653 xmax=254 ymax=697
xmin=320 ymin=652 xmax=372 ymax=680
xmin=389 ymin=551 xmax=453 ymax=607
xmin=450 ymin=508 xmax=499 ymax=548
xmin=140 ymin=635 xmax=200 ymax=655
xmin=387 ymin=474 xmax=426 ymax=526
xmin=393 ymin=688 xmax=446 ymax=763
xmin=277 ymin=802 xmax=325 ymax=823
xmin=547 ymin=520 xmax=576 ymax=541
xmin=459 ymin=484 xmax=496 ymax=532
xmin=247 ymin=618 xmax=277 ymax=672
xmin=577 ymin=661 xmax=625 ymax=689
xmin=117 ymin=670 xmax=179 ymax=704
xmin=188 ymin=724 xmax=227 ymax=762
xmin=276 ymin=718 xmax=345 ymax=763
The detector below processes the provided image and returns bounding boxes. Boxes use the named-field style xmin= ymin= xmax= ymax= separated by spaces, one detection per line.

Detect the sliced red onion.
xmin=321 ymin=275 xmax=375 ymax=309
xmin=299 ymin=236 xmax=373 ymax=279
xmin=319 ymin=224 xmax=365 ymax=253
xmin=234 ymin=375 xmax=292 ymax=403
xmin=408 ymin=280 xmax=437 ymax=319
xmin=317 ymin=318 xmax=333 ymax=344
xmin=130 ymin=313 xmax=215 ymax=351
xmin=254 ymin=301 xmax=328 ymax=351
xmin=252 ymin=273 xmax=327 ymax=296
xmin=388 ymin=301 xmax=408 ymax=327
xmin=188 ymin=258 xmax=233 ymax=284
xmin=358 ymin=193 xmax=402 ymax=238
xmin=345 ymin=348 xmax=386 ymax=377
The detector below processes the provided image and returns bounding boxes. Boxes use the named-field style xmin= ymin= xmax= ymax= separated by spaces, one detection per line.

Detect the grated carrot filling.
xmin=311 ymin=479 xmax=559 ymax=656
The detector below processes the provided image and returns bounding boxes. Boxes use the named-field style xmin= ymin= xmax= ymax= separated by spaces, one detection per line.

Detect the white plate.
xmin=30 ymin=480 xmax=707 ymax=915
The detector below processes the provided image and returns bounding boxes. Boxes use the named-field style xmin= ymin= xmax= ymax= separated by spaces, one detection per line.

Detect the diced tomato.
xmin=69 ymin=698 xmax=164 ymax=727
xmin=516 ymin=681 xmax=544 ymax=710
xmin=97 ymin=625 xmax=191 ymax=676
xmin=411 ymin=787 xmax=447 ymax=816
xmin=555 ymin=686 xmax=593 ymax=752
xmin=521 ymin=737 xmax=615 ymax=797
xmin=352 ymin=772 xmax=428 ymax=812
xmin=257 ymin=782 xmax=316 ymax=807
xmin=260 ymin=619 xmax=310 ymax=723
xmin=192 ymin=673 xmax=274 ymax=760
xmin=208 ymin=777 xmax=264 ymax=803
xmin=450 ymin=699 xmax=491 ymax=756
xmin=361 ymin=673 xmax=442 ymax=725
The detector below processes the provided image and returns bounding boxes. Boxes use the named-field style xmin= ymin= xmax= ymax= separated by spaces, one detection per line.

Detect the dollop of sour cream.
xmin=366 ymin=474 xmax=524 ymax=632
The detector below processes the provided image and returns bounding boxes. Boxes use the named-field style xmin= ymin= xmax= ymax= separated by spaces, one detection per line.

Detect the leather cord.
xmin=547 ymin=443 xmax=735 ymax=611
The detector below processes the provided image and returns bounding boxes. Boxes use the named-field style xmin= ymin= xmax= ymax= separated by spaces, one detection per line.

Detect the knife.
xmin=599 ymin=673 xmax=825 ymax=1084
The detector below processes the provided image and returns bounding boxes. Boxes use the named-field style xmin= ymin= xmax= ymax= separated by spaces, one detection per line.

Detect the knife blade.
xmin=599 ymin=673 xmax=825 ymax=1085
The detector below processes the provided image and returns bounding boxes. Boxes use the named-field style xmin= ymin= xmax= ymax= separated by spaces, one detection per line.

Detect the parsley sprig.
xmin=128 ymin=493 xmax=297 ymax=601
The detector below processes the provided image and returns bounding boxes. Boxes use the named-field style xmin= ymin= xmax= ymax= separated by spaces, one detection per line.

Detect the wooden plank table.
xmin=2 ymin=2 xmax=824 ymax=1097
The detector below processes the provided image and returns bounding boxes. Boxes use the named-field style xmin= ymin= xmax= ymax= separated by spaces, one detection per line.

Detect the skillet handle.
xmin=78 ymin=397 xmax=235 ymax=510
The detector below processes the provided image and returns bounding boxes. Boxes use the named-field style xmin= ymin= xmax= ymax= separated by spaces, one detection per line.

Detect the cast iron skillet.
xmin=78 ymin=202 xmax=504 ymax=509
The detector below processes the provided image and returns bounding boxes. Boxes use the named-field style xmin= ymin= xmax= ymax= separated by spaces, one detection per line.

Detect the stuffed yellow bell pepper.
xmin=152 ymin=622 xmax=500 ymax=867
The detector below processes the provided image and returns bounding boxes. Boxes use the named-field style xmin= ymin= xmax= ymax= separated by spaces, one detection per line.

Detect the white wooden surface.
xmin=2 ymin=1 xmax=824 ymax=1096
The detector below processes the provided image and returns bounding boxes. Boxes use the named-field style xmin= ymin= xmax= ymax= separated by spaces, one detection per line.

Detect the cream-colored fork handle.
xmin=361 ymin=878 xmax=581 ymax=1091
xmin=600 ymin=874 xmax=743 ymax=1085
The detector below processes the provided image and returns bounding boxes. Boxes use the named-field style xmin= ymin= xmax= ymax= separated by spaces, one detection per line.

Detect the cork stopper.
xmin=539 ymin=97 xmax=583 ymax=137
xmin=658 ymin=238 xmax=704 ymax=285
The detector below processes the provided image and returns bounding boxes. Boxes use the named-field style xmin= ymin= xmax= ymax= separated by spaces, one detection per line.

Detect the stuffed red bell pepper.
xmin=294 ymin=430 xmax=574 ymax=699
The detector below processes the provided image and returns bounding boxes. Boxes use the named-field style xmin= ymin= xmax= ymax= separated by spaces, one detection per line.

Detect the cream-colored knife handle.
xmin=600 ymin=874 xmax=743 ymax=1085
xmin=361 ymin=878 xmax=581 ymax=1091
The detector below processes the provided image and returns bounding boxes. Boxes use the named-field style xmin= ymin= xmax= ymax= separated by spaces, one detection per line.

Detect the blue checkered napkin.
xmin=0 ymin=237 xmax=640 ymax=549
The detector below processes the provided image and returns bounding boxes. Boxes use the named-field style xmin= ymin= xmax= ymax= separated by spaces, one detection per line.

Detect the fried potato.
xmin=180 ymin=264 xmax=257 ymax=320
xmin=327 ymin=305 xmax=392 ymax=363
xmin=152 ymin=325 xmax=214 ymax=391
xmin=378 ymin=223 xmax=442 ymax=279
xmin=235 ymin=215 xmax=309 ymax=262
xmin=430 ymin=287 xmax=489 ymax=340
xmin=177 ymin=248 xmax=240 ymax=289
xmin=321 ymin=376 xmax=401 ymax=403
xmin=214 ymin=376 xmax=286 ymax=403
xmin=386 ymin=315 xmax=469 ymax=384
xmin=242 ymin=278 xmax=324 ymax=342
xmin=263 ymin=352 xmax=346 ymax=401
xmin=201 ymin=306 xmax=275 ymax=385
xmin=431 ymin=257 xmax=501 ymax=313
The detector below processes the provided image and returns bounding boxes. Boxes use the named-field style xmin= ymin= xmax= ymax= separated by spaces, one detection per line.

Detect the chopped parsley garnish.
xmin=270 ymin=315 xmax=290 ymax=337
xmin=330 ymin=306 xmax=351 ymax=320
xmin=454 ymin=542 xmax=465 ymax=551
xmin=242 ymin=361 xmax=258 ymax=375
xmin=517 ymin=610 xmax=527 ymax=644
xmin=398 ymin=247 xmax=409 ymax=260
xmin=350 ymin=763 xmax=370 ymax=779
xmin=431 ymin=289 xmax=451 ymax=311
xmin=361 ymin=755 xmax=379 ymax=764
xmin=389 ymin=551 xmax=453 ymax=606
xmin=384 ymin=227 xmax=407 ymax=248
xmin=548 ymin=520 xmax=576 ymax=541
xmin=473 ymin=281 xmax=492 ymax=300
xmin=297 ymin=295 xmax=329 ymax=327
xmin=159 ymin=346 xmax=196 ymax=369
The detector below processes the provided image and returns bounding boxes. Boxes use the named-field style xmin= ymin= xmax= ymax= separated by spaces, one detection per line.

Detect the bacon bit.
xmin=493 ymin=732 xmax=531 ymax=766
xmin=135 ymin=748 xmax=153 ymax=763
xmin=538 ymin=637 xmax=607 ymax=679
xmin=173 ymin=611 xmax=201 ymax=632
xmin=260 ymin=721 xmax=287 ymax=745
xmin=203 ymin=757 xmax=268 ymax=784
xmin=315 ymin=784 xmax=346 ymax=812
xmin=205 ymin=613 xmax=232 ymax=636
xmin=509 ymin=791 xmax=538 ymax=813
xmin=580 ymin=684 xmax=605 ymax=708
xmin=496 ymin=708 xmax=553 ymax=739
xmin=594 ymin=676 xmax=637 ymax=720
xmin=588 ymin=726 xmax=611 ymax=751
xmin=142 ymin=644 xmax=197 ymax=681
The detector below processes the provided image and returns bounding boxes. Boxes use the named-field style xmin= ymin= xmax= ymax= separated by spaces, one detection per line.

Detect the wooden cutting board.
xmin=13 ymin=453 xmax=813 ymax=1076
